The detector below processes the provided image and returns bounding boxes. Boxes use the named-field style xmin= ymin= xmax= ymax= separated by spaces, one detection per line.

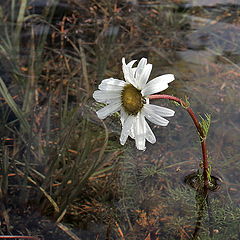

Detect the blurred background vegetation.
xmin=0 ymin=0 xmax=239 ymax=239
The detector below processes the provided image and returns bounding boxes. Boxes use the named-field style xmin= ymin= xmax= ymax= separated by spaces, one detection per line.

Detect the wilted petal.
xmin=141 ymin=74 xmax=175 ymax=96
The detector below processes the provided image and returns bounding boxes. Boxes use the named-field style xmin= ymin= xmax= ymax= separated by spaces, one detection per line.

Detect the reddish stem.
xmin=149 ymin=94 xmax=209 ymax=189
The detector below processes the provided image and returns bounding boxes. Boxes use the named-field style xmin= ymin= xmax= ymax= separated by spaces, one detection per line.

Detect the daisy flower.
xmin=93 ymin=57 xmax=175 ymax=150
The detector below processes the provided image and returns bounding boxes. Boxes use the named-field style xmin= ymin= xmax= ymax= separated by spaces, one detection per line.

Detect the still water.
xmin=0 ymin=0 xmax=239 ymax=239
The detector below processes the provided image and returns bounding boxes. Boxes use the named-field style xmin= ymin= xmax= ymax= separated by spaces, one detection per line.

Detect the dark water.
xmin=0 ymin=0 xmax=240 ymax=239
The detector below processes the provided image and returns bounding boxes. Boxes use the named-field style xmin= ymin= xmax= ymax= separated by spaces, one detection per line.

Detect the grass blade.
xmin=0 ymin=77 xmax=30 ymax=132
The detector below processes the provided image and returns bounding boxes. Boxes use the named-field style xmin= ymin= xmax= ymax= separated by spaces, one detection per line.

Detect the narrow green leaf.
xmin=0 ymin=77 xmax=30 ymax=132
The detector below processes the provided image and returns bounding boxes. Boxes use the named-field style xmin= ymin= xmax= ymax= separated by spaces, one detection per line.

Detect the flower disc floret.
xmin=121 ymin=84 xmax=144 ymax=115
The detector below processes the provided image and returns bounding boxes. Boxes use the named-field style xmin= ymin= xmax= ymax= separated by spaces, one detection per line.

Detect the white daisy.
xmin=93 ymin=57 xmax=175 ymax=150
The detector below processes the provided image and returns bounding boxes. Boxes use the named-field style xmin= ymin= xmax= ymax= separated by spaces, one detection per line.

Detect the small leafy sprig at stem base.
xmin=148 ymin=94 xmax=211 ymax=191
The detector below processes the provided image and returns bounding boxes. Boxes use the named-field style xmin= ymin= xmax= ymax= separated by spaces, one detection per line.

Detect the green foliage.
xmin=171 ymin=99 xmax=181 ymax=106
xmin=158 ymin=186 xmax=240 ymax=240
xmin=199 ymin=113 xmax=211 ymax=139
xmin=183 ymin=96 xmax=191 ymax=108
xmin=198 ymin=200 xmax=240 ymax=240
xmin=0 ymin=77 xmax=30 ymax=132
xmin=141 ymin=165 xmax=167 ymax=179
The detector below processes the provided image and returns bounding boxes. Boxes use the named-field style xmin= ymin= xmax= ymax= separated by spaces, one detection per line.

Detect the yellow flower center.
xmin=121 ymin=84 xmax=145 ymax=115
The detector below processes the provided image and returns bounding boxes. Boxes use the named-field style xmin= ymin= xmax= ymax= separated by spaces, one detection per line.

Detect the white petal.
xmin=132 ymin=67 xmax=137 ymax=78
xmin=122 ymin=58 xmax=137 ymax=87
xmin=134 ymin=113 xmax=146 ymax=150
xmin=99 ymin=78 xmax=126 ymax=91
xmin=141 ymin=74 xmax=175 ymax=96
xmin=135 ymin=58 xmax=147 ymax=80
xmin=145 ymin=121 xmax=156 ymax=144
xmin=120 ymin=109 xmax=135 ymax=139
xmin=98 ymin=84 xmax=123 ymax=91
xmin=100 ymin=78 xmax=126 ymax=86
xmin=127 ymin=59 xmax=137 ymax=68
xmin=93 ymin=90 xmax=121 ymax=104
xmin=129 ymin=126 xmax=135 ymax=139
xmin=142 ymin=104 xmax=169 ymax=126
xmin=96 ymin=100 xmax=121 ymax=119
xmin=138 ymin=64 xmax=152 ymax=89
xmin=144 ymin=104 xmax=175 ymax=117
xmin=120 ymin=108 xmax=128 ymax=125
xmin=120 ymin=115 xmax=135 ymax=145
xmin=120 ymin=108 xmax=135 ymax=139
